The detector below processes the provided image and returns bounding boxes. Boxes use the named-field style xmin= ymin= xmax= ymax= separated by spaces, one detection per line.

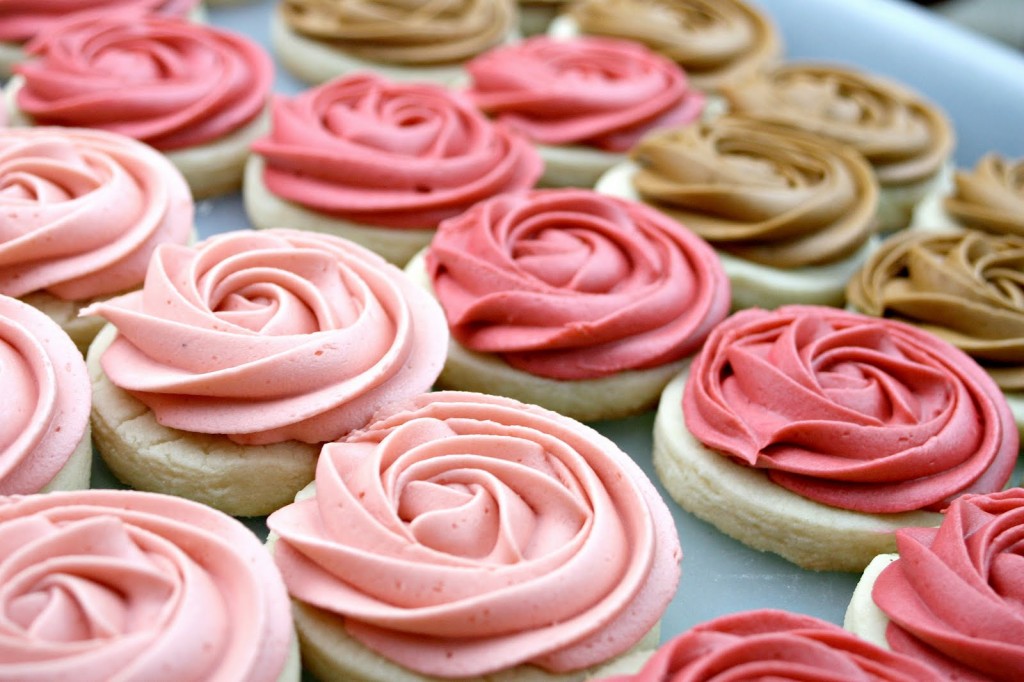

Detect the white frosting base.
xmin=843 ymin=553 xmax=898 ymax=648
xmin=876 ymin=161 xmax=954 ymax=233
xmin=537 ymin=142 xmax=625 ymax=188
xmin=0 ymin=40 xmax=24 ymax=80
xmin=909 ymin=183 xmax=964 ymax=232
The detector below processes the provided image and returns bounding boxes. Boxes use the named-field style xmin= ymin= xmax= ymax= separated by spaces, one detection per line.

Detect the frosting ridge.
xmin=943 ymin=153 xmax=1024 ymax=237
xmin=0 ymin=0 xmax=198 ymax=43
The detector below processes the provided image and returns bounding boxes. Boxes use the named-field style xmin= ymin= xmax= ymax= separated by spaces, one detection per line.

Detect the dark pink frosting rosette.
xmin=0 ymin=0 xmax=198 ymax=43
xmin=683 ymin=305 xmax=1018 ymax=514
xmin=251 ymin=72 xmax=542 ymax=229
xmin=426 ymin=189 xmax=731 ymax=380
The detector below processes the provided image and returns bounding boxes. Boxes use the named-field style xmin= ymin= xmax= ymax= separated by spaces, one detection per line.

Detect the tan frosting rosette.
xmin=268 ymin=391 xmax=681 ymax=679
xmin=943 ymin=153 xmax=1024 ymax=237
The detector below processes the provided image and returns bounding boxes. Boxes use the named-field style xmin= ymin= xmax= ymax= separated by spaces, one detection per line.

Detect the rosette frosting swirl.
xmin=683 ymin=305 xmax=1017 ymax=514
xmin=15 ymin=15 xmax=272 ymax=151
xmin=0 ymin=0 xmax=198 ymax=43
xmin=279 ymin=0 xmax=514 ymax=65
xmin=599 ymin=609 xmax=941 ymax=681
xmin=944 ymin=153 xmax=1024 ymax=237
xmin=872 ymin=488 xmax=1024 ymax=680
xmin=722 ymin=63 xmax=954 ymax=186
xmin=426 ymin=189 xmax=731 ymax=380
xmin=568 ymin=0 xmax=781 ymax=92
xmin=268 ymin=391 xmax=681 ymax=678
xmin=0 ymin=489 xmax=294 ymax=682
xmin=465 ymin=36 xmax=705 ymax=152
xmin=0 ymin=295 xmax=89 ymax=495
xmin=631 ymin=115 xmax=878 ymax=268
xmin=848 ymin=229 xmax=1024 ymax=390
xmin=0 ymin=127 xmax=193 ymax=301
xmin=83 ymin=229 xmax=448 ymax=445
xmin=251 ymin=73 xmax=542 ymax=228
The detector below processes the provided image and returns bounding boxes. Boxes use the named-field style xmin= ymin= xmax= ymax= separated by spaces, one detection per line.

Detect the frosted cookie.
xmin=912 ymin=152 xmax=1024 ymax=236
xmin=0 ymin=127 xmax=193 ymax=352
xmin=0 ymin=295 xmax=91 ymax=495
xmin=410 ymin=188 xmax=730 ymax=422
xmin=245 ymin=72 xmax=542 ymax=266
xmin=267 ymin=391 xmax=681 ymax=681
xmin=465 ymin=36 xmax=705 ymax=188
xmin=83 ymin=229 xmax=448 ymax=516
xmin=847 ymin=228 xmax=1024 ymax=438
xmin=654 ymin=305 xmax=1019 ymax=571
xmin=596 ymin=115 xmax=880 ymax=310
xmin=7 ymin=14 xmax=272 ymax=199
xmin=0 ymin=489 xmax=300 ymax=682
xmin=845 ymin=488 xmax=1024 ymax=680
xmin=721 ymin=62 xmax=955 ymax=233
xmin=272 ymin=0 xmax=516 ymax=86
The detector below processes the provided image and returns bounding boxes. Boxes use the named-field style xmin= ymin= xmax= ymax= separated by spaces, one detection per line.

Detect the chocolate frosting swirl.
xmin=944 ymin=153 xmax=1024 ymax=237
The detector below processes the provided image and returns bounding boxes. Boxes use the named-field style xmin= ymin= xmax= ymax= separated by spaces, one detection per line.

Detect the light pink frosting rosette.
xmin=83 ymin=229 xmax=448 ymax=445
xmin=0 ymin=0 xmax=198 ymax=43
xmin=0 ymin=127 xmax=192 ymax=300
xmin=15 ymin=15 xmax=272 ymax=151
xmin=465 ymin=36 xmax=705 ymax=152
xmin=0 ymin=489 xmax=294 ymax=682
xmin=251 ymin=72 xmax=542 ymax=228
xmin=427 ymin=189 xmax=730 ymax=380
xmin=683 ymin=305 xmax=1018 ymax=514
xmin=268 ymin=391 xmax=681 ymax=678
xmin=0 ymin=295 xmax=89 ymax=494
xmin=871 ymin=488 xmax=1024 ymax=680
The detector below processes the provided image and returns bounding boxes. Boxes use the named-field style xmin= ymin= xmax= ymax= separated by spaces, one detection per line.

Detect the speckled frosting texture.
xmin=0 ymin=0 xmax=198 ymax=43
xmin=943 ymin=153 xmax=1024 ymax=237
xmin=83 ymin=229 xmax=448 ymax=445
xmin=268 ymin=391 xmax=681 ymax=678
xmin=465 ymin=36 xmax=705 ymax=152
xmin=848 ymin=229 xmax=1024 ymax=391
xmin=871 ymin=488 xmax=1024 ymax=680
xmin=426 ymin=189 xmax=731 ymax=380
xmin=630 ymin=115 xmax=878 ymax=268
xmin=0 ymin=127 xmax=193 ymax=301
xmin=683 ymin=305 xmax=1018 ymax=514
xmin=15 ymin=15 xmax=272 ymax=151
xmin=0 ymin=489 xmax=294 ymax=682
xmin=0 ymin=295 xmax=89 ymax=494
xmin=251 ymin=72 xmax=542 ymax=228
xmin=598 ymin=609 xmax=941 ymax=681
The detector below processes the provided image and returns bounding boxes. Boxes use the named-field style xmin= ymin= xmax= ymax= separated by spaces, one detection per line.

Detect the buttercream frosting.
xmin=426 ymin=188 xmax=731 ymax=380
xmin=683 ymin=305 xmax=1018 ymax=514
xmin=0 ymin=0 xmax=198 ymax=43
xmin=630 ymin=115 xmax=879 ymax=268
xmin=943 ymin=153 xmax=1024 ymax=237
xmin=465 ymin=35 xmax=705 ymax=152
xmin=872 ymin=488 xmax=1024 ymax=680
xmin=268 ymin=390 xmax=681 ymax=678
xmin=279 ymin=0 xmax=514 ymax=66
xmin=0 ymin=127 xmax=193 ymax=301
xmin=599 ymin=609 xmax=941 ymax=681
xmin=14 ymin=15 xmax=272 ymax=151
xmin=0 ymin=489 xmax=294 ymax=681
xmin=82 ymin=229 xmax=449 ymax=445
xmin=722 ymin=63 xmax=954 ymax=187
xmin=0 ymin=295 xmax=89 ymax=495
xmin=251 ymin=72 xmax=542 ymax=229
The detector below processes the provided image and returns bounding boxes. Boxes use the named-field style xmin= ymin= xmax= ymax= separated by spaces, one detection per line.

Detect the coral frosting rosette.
xmin=0 ymin=489 xmax=297 ymax=682
xmin=0 ymin=0 xmax=199 ymax=44
xmin=267 ymin=391 xmax=681 ymax=679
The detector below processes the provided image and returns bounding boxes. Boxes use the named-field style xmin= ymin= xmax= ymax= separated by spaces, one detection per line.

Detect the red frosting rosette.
xmin=426 ymin=189 xmax=731 ymax=380
xmin=14 ymin=14 xmax=272 ymax=150
xmin=871 ymin=488 xmax=1024 ymax=680
xmin=598 ymin=609 xmax=941 ymax=681
xmin=251 ymin=72 xmax=542 ymax=229
xmin=0 ymin=0 xmax=198 ymax=43
xmin=465 ymin=36 xmax=705 ymax=152
xmin=683 ymin=305 xmax=1018 ymax=513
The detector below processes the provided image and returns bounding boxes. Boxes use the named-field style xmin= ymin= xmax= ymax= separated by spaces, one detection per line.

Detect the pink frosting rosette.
xmin=251 ymin=72 xmax=542 ymax=229
xmin=598 ymin=609 xmax=941 ymax=681
xmin=872 ymin=488 xmax=1024 ymax=680
xmin=268 ymin=391 xmax=681 ymax=678
xmin=465 ymin=36 xmax=705 ymax=152
xmin=683 ymin=305 xmax=1018 ymax=514
xmin=0 ymin=489 xmax=294 ymax=682
xmin=0 ymin=295 xmax=89 ymax=495
xmin=426 ymin=189 xmax=730 ymax=380
xmin=14 ymin=15 xmax=272 ymax=151
xmin=83 ymin=229 xmax=449 ymax=445
xmin=0 ymin=0 xmax=198 ymax=43
xmin=0 ymin=127 xmax=192 ymax=300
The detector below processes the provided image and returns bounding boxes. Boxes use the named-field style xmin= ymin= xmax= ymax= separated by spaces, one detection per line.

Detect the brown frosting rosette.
xmin=630 ymin=115 xmax=878 ymax=268
xmin=943 ymin=153 xmax=1024 ymax=237
xmin=848 ymin=228 xmax=1024 ymax=391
